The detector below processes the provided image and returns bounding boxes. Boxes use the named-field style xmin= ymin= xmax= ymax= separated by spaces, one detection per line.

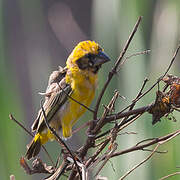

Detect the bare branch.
xmin=95 ymin=143 xmax=118 ymax=177
xmin=111 ymin=129 xmax=180 ymax=158
xmin=128 ymin=43 xmax=180 ymax=105
xmin=93 ymin=16 xmax=143 ymax=120
xmin=159 ymin=172 xmax=180 ymax=180
xmin=9 ymin=114 xmax=55 ymax=167
xmin=9 ymin=114 xmax=33 ymax=137
xmin=118 ymin=144 xmax=159 ymax=180
xmin=117 ymin=50 xmax=150 ymax=71
xmin=86 ymin=139 xmax=110 ymax=168
xmin=45 ymin=160 xmax=69 ymax=180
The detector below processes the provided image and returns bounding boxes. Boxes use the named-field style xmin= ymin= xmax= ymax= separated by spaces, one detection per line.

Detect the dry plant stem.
xmin=162 ymin=43 xmax=180 ymax=77
xmin=94 ymin=105 xmax=150 ymax=135
xmin=42 ymin=147 xmax=56 ymax=168
xmin=94 ymin=91 xmax=119 ymax=134
xmin=119 ymin=144 xmax=159 ymax=180
xmin=66 ymin=158 xmax=87 ymax=180
xmin=40 ymin=101 xmax=82 ymax=180
xmin=113 ymin=43 xmax=180 ymax=120
xmin=111 ymin=129 xmax=180 ymax=158
xmin=95 ymin=114 xmax=140 ymax=146
xmin=122 ymin=50 xmax=150 ymax=65
xmin=95 ymin=114 xmax=140 ymax=139
xmin=129 ymin=43 xmax=180 ymax=105
xmin=88 ymin=144 xmax=112 ymax=171
xmin=72 ymin=121 xmax=91 ymax=135
xmin=102 ymin=90 xmax=119 ymax=118
xmin=95 ymin=143 xmax=118 ymax=177
xmin=9 ymin=114 xmax=55 ymax=168
xmin=95 ymin=104 xmax=150 ymax=140
xmin=159 ymin=172 xmax=180 ymax=180
xmin=118 ymin=131 xmax=137 ymax=135
xmin=85 ymin=139 xmax=110 ymax=168
xmin=116 ymin=77 xmax=149 ymax=131
xmin=135 ymin=138 xmax=157 ymax=146
xmin=45 ymin=160 xmax=69 ymax=180
xmin=142 ymin=148 xmax=167 ymax=154
xmin=9 ymin=114 xmax=33 ymax=137
xmin=93 ymin=16 xmax=142 ymax=121
xmin=117 ymin=114 xmax=142 ymax=133
xmin=159 ymin=130 xmax=180 ymax=145
xmin=129 ymin=77 xmax=149 ymax=110
xmin=118 ymin=129 xmax=180 ymax=180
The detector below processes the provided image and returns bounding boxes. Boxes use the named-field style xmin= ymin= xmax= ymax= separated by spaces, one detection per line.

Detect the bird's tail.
xmin=25 ymin=133 xmax=41 ymax=160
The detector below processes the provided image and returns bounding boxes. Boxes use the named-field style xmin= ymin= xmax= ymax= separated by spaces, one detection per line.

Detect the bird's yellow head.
xmin=66 ymin=40 xmax=110 ymax=73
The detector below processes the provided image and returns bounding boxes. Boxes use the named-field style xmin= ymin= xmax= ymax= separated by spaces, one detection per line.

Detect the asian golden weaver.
xmin=25 ymin=40 xmax=111 ymax=160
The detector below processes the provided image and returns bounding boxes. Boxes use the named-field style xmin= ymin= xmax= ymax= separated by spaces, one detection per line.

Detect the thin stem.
xmin=93 ymin=16 xmax=143 ymax=120
xmin=40 ymin=101 xmax=82 ymax=180
xmin=9 ymin=114 xmax=55 ymax=167
xmin=159 ymin=172 xmax=180 ymax=180
xmin=118 ymin=144 xmax=159 ymax=180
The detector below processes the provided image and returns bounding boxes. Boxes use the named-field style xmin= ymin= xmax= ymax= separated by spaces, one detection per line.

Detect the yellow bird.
xmin=25 ymin=40 xmax=110 ymax=160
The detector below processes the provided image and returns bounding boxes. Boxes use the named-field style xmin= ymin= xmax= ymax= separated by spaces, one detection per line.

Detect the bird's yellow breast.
xmin=61 ymin=68 xmax=97 ymax=138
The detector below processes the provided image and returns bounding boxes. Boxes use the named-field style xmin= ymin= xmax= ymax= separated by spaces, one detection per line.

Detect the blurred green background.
xmin=1 ymin=0 xmax=180 ymax=179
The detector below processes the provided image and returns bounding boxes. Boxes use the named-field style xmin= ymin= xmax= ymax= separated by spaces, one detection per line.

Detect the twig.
xmin=93 ymin=16 xmax=142 ymax=120
xmin=142 ymin=148 xmax=168 ymax=154
xmin=159 ymin=172 xmax=180 ymax=180
xmin=129 ymin=77 xmax=149 ymax=109
xmin=95 ymin=114 xmax=140 ymax=139
xmin=9 ymin=114 xmax=33 ymax=137
xmin=135 ymin=138 xmax=157 ymax=146
xmin=78 ymin=17 xmax=143 ymax=166
xmin=118 ymin=144 xmax=159 ymax=180
xmin=117 ymin=50 xmax=150 ymax=71
xmin=95 ymin=143 xmax=118 ymax=177
xmin=72 ymin=121 xmax=91 ymax=135
xmin=45 ymin=160 xmax=69 ymax=180
xmin=86 ymin=138 xmax=110 ymax=168
xmin=118 ymin=129 xmax=180 ymax=180
xmin=118 ymin=77 xmax=149 ymax=129
xmin=9 ymin=114 xmax=55 ymax=167
xmin=94 ymin=105 xmax=150 ymax=134
xmin=126 ymin=43 xmax=180 ymax=106
xmin=40 ymin=101 xmax=82 ymax=180
xmin=112 ymin=43 xmax=180 ymax=122
xmin=92 ymin=91 xmax=119 ymax=133
xmin=111 ymin=129 xmax=180 ymax=158
xmin=162 ymin=43 xmax=180 ymax=77
xmin=20 ymin=157 xmax=54 ymax=175
xmin=67 ymin=157 xmax=87 ymax=180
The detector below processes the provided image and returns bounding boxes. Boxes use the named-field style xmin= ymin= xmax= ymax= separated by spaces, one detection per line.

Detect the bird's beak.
xmin=93 ymin=51 xmax=111 ymax=66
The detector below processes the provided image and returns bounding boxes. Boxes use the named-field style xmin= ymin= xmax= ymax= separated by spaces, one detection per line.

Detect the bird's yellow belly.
xmin=60 ymin=87 xmax=95 ymax=138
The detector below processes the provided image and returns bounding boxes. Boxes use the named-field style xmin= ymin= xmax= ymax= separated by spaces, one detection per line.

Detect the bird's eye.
xmin=87 ymin=54 xmax=95 ymax=67
xmin=88 ymin=61 xmax=93 ymax=67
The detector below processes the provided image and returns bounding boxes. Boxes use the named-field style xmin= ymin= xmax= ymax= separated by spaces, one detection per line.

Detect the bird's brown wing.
xmin=37 ymin=82 xmax=72 ymax=132
xmin=31 ymin=67 xmax=69 ymax=132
